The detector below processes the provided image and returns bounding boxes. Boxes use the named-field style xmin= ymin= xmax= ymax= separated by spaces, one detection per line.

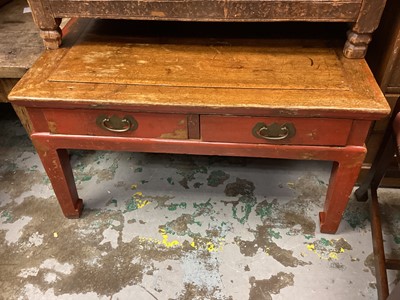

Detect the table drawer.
xmin=201 ymin=115 xmax=352 ymax=146
xmin=42 ymin=109 xmax=188 ymax=139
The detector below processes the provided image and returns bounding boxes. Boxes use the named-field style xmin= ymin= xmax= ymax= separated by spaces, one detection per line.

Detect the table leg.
xmin=33 ymin=138 xmax=83 ymax=218
xmin=319 ymin=150 xmax=366 ymax=233
xmin=342 ymin=0 xmax=386 ymax=58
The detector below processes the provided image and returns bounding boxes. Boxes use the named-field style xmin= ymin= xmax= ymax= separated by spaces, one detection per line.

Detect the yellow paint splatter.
xmin=329 ymin=252 xmax=338 ymax=260
xmin=53 ymin=232 xmax=58 ymax=238
xmin=190 ymin=241 xmax=198 ymax=249
xmin=207 ymin=242 xmax=215 ymax=252
xmin=159 ymin=228 xmax=180 ymax=248
xmin=190 ymin=238 xmax=224 ymax=252
xmin=131 ymin=184 xmax=137 ymax=190
xmin=133 ymin=192 xmax=151 ymax=209
xmin=306 ymin=240 xmax=348 ymax=260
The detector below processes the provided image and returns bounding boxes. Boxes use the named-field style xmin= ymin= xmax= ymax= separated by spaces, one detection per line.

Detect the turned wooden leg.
xmin=33 ymin=139 xmax=83 ymax=217
xmin=343 ymin=0 xmax=387 ymax=58
xmin=27 ymin=0 xmax=63 ymax=49
xmin=39 ymin=18 xmax=62 ymax=50
xmin=319 ymin=151 xmax=366 ymax=233
xmin=343 ymin=30 xmax=372 ymax=59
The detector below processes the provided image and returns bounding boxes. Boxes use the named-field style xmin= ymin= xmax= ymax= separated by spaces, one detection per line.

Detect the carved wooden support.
xmin=39 ymin=25 xmax=62 ymax=49
xmin=343 ymin=0 xmax=387 ymax=58
xmin=343 ymin=30 xmax=372 ymax=59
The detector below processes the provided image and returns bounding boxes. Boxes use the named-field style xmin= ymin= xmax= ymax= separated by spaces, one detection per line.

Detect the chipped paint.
xmin=0 ymin=111 xmax=388 ymax=299
xmin=224 ymin=178 xmax=257 ymax=224
xmin=167 ymin=202 xmax=187 ymax=211
xmin=207 ymin=170 xmax=230 ymax=187
xmin=159 ymin=129 xmax=187 ymax=140
xmin=159 ymin=227 xmax=180 ymax=248
xmin=125 ymin=192 xmax=151 ymax=211
xmin=306 ymin=238 xmax=352 ymax=260
xmin=249 ymin=272 xmax=294 ymax=299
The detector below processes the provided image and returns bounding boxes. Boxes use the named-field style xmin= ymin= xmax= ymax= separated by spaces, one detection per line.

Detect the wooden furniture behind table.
xmin=361 ymin=0 xmax=400 ymax=185
xmin=354 ymin=98 xmax=400 ymax=300
xmin=0 ymin=0 xmax=44 ymax=103
xmin=8 ymin=20 xmax=389 ymax=234
xmin=26 ymin=0 xmax=387 ymax=58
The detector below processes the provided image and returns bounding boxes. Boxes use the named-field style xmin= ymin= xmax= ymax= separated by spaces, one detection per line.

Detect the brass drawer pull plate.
xmin=96 ymin=115 xmax=138 ymax=133
xmin=252 ymin=122 xmax=296 ymax=140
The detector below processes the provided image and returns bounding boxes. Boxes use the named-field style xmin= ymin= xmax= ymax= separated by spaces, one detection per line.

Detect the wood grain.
xmin=49 ymin=0 xmax=361 ymax=22
xmin=0 ymin=0 xmax=44 ymax=78
xmin=9 ymin=20 xmax=389 ymax=120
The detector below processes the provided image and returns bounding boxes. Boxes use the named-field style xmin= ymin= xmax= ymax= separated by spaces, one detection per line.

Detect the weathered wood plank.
xmin=0 ymin=0 xmax=44 ymax=78
xmin=50 ymin=41 xmax=348 ymax=90
xmin=49 ymin=0 xmax=361 ymax=21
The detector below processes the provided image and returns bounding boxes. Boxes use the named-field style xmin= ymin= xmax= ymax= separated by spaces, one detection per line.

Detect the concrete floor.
xmin=1 ymin=103 xmax=400 ymax=299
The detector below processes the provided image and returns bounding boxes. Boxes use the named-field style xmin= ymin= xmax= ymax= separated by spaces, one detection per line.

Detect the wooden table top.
xmin=9 ymin=19 xmax=389 ymax=119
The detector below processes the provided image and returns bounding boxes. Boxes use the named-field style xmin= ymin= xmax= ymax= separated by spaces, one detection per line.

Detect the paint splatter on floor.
xmin=1 ymin=105 xmax=399 ymax=299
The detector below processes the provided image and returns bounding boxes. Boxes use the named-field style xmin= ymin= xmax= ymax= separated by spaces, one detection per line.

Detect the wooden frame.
xmin=26 ymin=0 xmax=387 ymax=58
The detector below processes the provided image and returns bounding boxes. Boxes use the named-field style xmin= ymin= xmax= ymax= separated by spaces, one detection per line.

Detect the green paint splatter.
xmin=255 ymin=200 xmax=274 ymax=218
xmin=193 ymin=198 xmax=214 ymax=217
xmin=320 ymin=238 xmax=331 ymax=246
xmin=394 ymin=236 xmax=400 ymax=244
xmin=43 ymin=177 xmax=50 ymax=185
xmin=125 ymin=197 xmax=139 ymax=212
xmin=232 ymin=195 xmax=257 ymax=224
xmin=194 ymin=220 xmax=202 ymax=226
xmin=224 ymin=178 xmax=257 ymax=224
xmin=268 ymin=229 xmax=282 ymax=239
xmin=81 ymin=175 xmax=92 ymax=181
xmin=207 ymin=170 xmax=230 ymax=187
xmin=29 ymin=165 xmax=38 ymax=172
xmin=167 ymin=202 xmax=187 ymax=211
xmin=343 ymin=207 xmax=369 ymax=229
xmin=140 ymin=180 xmax=149 ymax=184
xmin=1 ymin=211 xmax=13 ymax=223
xmin=167 ymin=177 xmax=175 ymax=185
xmin=134 ymin=167 xmax=143 ymax=173
xmin=304 ymin=234 xmax=314 ymax=240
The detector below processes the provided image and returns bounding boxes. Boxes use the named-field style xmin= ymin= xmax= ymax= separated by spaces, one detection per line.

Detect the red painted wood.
xmin=26 ymin=108 xmax=49 ymax=133
xmin=188 ymin=114 xmax=200 ymax=139
xmin=201 ymin=115 xmax=353 ymax=146
xmin=41 ymin=109 xmax=188 ymax=139
xmin=319 ymin=148 xmax=366 ymax=233
xmin=32 ymin=141 xmax=83 ymax=218
xmin=31 ymin=133 xmax=366 ymax=233
xmin=346 ymin=120 xmax=373 ymax=146
xmin=31 ymin=133 xmax=366 ymax=161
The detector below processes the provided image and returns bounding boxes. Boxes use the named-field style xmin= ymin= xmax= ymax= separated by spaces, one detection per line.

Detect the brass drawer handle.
xmin=96 ymin=115 xmax=138 ymax=133
xmin=252 ymin=122 xmax=296 ymax=140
